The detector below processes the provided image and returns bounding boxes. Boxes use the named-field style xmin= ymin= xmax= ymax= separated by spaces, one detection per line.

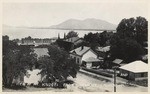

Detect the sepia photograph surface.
xmin=1 ymin=0 xmax=149 ymax=92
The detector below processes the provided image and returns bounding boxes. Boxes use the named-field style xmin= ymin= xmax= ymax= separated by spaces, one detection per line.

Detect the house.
xmin=57 ymin=37 xmax=84 ymax=51
xmin=119 ymin=60 xmax=148 ymax=81
xmin=65 ymin=37 xmax=80 ymax=43
xmin=70 ymin=46 xmax=98 ymax=66
xmin=64 ymin=37 xmax=84 ymax=50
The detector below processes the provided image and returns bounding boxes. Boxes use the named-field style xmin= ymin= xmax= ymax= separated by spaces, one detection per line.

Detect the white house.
xmin=119 ymin=60 xmax=148 ymax=81
xmin=70 ymin=46 xmax=98 ymax=67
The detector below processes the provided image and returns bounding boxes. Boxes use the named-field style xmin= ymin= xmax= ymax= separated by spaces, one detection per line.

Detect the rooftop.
xmin=119 ymin=60 xmax=148 ymax=73
xmin=65 ymin=37 xmax=80 ymax=43
xmin=70 ymin=46 xmax=90 ymax=56
xmin=113 ymin=59 xmax=123 ymax=64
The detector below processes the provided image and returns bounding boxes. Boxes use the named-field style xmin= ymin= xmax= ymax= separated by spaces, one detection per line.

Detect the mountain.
xmin=50 ymin=18 xmax=117 ymax=30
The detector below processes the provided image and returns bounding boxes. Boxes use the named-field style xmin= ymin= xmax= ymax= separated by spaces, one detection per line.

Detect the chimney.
xmin=81 ymin=45 xmax=84 ymax=50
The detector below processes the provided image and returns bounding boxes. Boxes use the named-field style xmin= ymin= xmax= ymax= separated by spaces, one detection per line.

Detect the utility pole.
xmin=114 ymin=67 xmax=116 ymax=92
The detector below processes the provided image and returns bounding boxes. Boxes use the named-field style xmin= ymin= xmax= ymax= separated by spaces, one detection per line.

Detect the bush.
xmin=135 ymin=79 xmax=148 ymax=87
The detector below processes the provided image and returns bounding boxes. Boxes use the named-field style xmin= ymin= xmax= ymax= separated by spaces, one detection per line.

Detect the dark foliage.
xmin=66 ymin=31 xmax=78 ymax=39
xmin=56 ymin=39 xmax=73 ymax=52
xmin=110 ymin=17 xmax=147 ymax=63
xmin=84 ymin=31 xmax=114 ymax=51
xmin=3 ymin=36 xmax=37 ymax=87
xmin=37 ymin=45 xmax=79 ymax=88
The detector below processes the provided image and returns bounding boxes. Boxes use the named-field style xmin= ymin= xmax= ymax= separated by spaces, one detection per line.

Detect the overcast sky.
xmin=3 ymin=1 xmax=148 ymax=27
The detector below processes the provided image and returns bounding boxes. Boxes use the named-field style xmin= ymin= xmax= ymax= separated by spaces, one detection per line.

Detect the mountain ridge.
xmin=50 ymin=18 xmax=117 ymax=30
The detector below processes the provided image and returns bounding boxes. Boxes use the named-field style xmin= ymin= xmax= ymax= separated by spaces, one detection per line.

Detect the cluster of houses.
xmin=68 ymin=37 xmax=148 ymax=81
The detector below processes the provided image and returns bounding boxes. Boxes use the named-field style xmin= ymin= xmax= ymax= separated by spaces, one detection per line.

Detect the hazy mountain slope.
xmin=50 ymin=18 xmax=117 ymax=30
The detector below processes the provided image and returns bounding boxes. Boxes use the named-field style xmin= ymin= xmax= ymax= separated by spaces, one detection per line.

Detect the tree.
xmin=83 ymin=31 xmax=114 ymax=50
xmin=36 ymin=45 xmax=79 ymax=88
xmin=84 ymin=32 xmax=100 ymax=50
xmin=3 ymin=35 xmax=9 ymax=41
xmin=47 ymin=45 xmax=79 ymax=80
xmin=3 ymin=37 xmax=37 ymax=87
xmin=18 ymin=45 xmax=37 ymax=70
xmin=66 ymin=31 xmax=78 ymax=39
xmin=38 ymin=55 xmax=54 ymax=84
xmin=110 ymin=17 xmax=147 ymax=63
xmin=116 ymin=16 xmax=148 ymax=46
xmin=110 ymin=38 xmax=144 ymax=62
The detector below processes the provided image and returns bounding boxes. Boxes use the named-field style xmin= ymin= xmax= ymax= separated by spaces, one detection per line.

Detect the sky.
xmin=3 ymin=1 xmax=148 ymax=27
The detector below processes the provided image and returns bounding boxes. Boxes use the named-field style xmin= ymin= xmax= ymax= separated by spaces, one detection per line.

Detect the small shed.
xmin=83 ymin=57 xmax=101 ymax=68
xmin=119 ymin=60 xmax=148 ymax=81
xmin=112 ymin=59 xmax=123 ymax=67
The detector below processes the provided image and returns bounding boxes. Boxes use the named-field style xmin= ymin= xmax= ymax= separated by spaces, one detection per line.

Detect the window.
xmin=74 ymin=57 xmax=76 ymax=62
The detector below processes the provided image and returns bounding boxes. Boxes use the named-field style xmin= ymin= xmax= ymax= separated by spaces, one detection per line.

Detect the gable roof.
xmin=119 ymin=60 xmax=148 ymax=73
xmin=113 ymin=59 xmax=123 ymax=64
xmin=70 ymin=46 xmax=91 ymax=56
xmin=65 ymin=37 xmax=80 ymax=43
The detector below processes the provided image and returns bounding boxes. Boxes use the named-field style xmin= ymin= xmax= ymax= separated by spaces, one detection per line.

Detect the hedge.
xmin=82 ymin=67 xmax=113 ymax=78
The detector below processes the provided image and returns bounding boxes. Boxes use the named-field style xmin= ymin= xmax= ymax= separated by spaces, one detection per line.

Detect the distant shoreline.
xmin=19 ymin=27 xmax=116 ymax=31
xmin=3 ymin=24 xmax=116 ymax=31
xmin=49 ymin=28 xmax=116 ymax=31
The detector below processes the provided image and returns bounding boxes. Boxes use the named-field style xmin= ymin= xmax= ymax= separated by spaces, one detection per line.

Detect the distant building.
xmin=64 ymin=37 xmax=84 ymax=50
xmin=119 ymin=60 xmax=148 ymax=81
xmin=19 ymin=36 xmax=57 ymax=46
xmin=70 ymin=46 xmax=98 ymax=67
xmin=57 ymin=37 xmax=84 ymax=51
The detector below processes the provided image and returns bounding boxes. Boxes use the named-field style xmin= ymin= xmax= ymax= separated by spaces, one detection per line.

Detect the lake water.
xmin=3 ymin=27 xmax=105 ymax=40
